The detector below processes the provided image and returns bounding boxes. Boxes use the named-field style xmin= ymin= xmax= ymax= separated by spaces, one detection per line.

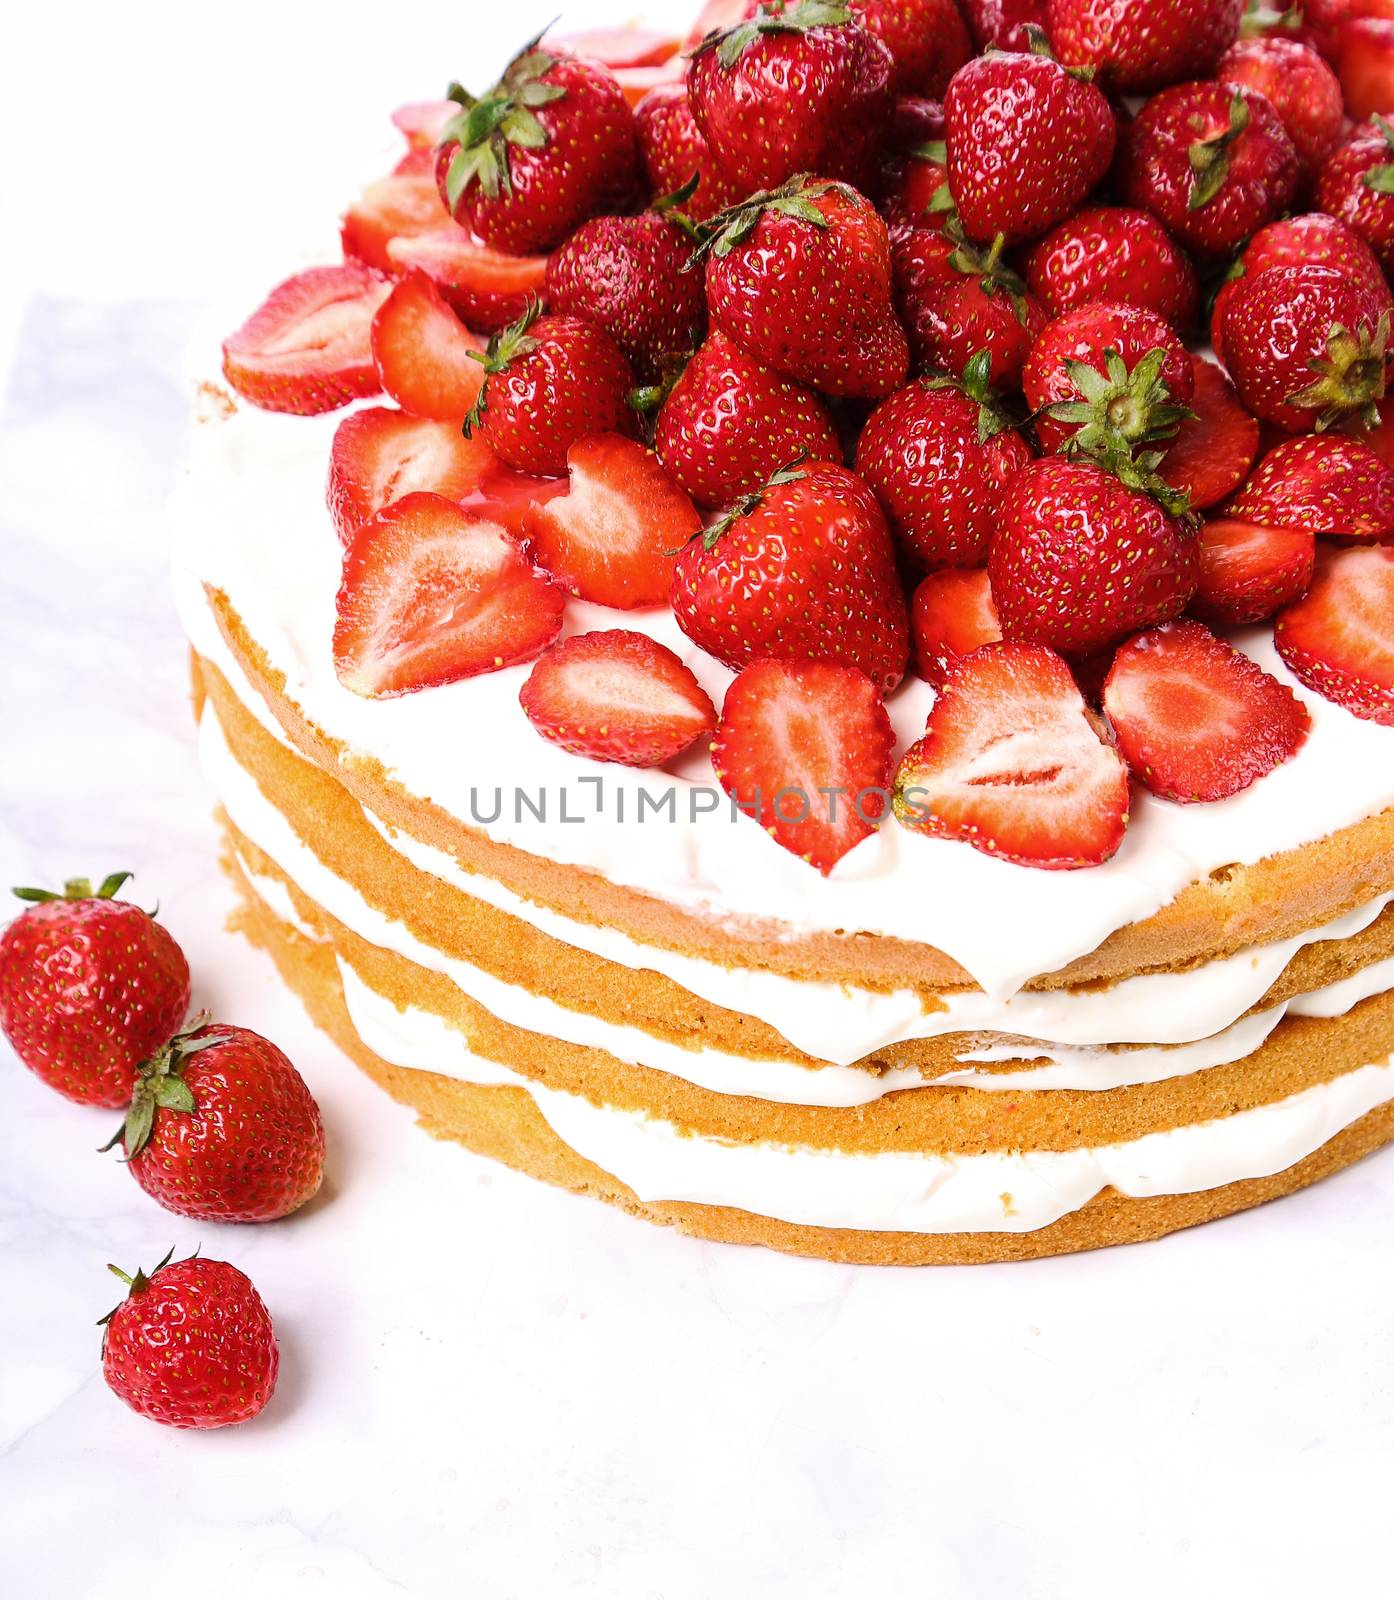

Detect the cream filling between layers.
xmin=168 ymin=390 xmax=1394 ymax=1003
xmin=332 ymin=958 xmax=1394 ymax=1235
xmin=207 ymin=705 xmax=1394 ymax=1105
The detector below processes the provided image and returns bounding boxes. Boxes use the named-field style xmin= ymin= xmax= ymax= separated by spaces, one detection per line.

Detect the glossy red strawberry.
xmin=436 ymin=45 xmax=638 ymax=254
xmin=522 ymin=434 xmax=700 ymax=608
xmin=520 ymin=630 xmax=716 ymax=766
xmin=369 ymin=271 xmax=485 ymax=423
xmin=1335 ymin=17 xmax=1394 ymax=121
xmin=1216 ymin=37 xmax=1343 ymax=177
xmin=387 ymin=227 xmax=548 ymax=334
xmin=891 ymin=224 xmax=1047 ymax=390
xmin=1048 ymin=0 xmax=1244 ymax=91
xmin=1221 ymin=265 xmax=1391 ymax=434
xmin=1121 ymin=82 xmax=1299 ymax=258
xmin=333 ymin=493 xmax=564 ymax=697
xmin=1274 ymin=543 xmax=1394 ymax=724
xmin=703 ymin=179 xmax=909 ymax=398
xmin=851 ymin=0 xmax=972 ymax=95
xmin=893 ymin=642 xmax=1130 ymax=867
xmin=113 ymin=1022 xmax=324 ymax=1223
xmin=0 ymin=875 xmax=190 ymax=1108
xmin=712 ymin=658 xmax=896 ymax=872
xmin=1189 ymin=518 xmax=1315 ymax=627
xmin=652 ymin=330 xmax=843 ymax=507
xmin=671 ymin=461 xmax=910 ymax=690
xmin=221 ymin=265 xmax=389 ymax=415
xmin=990 ymin=456 xmax=1198 ymax=654
xmin=855 ymin=355 xmax=1033 ymax=569
xmin=910 ymin=566 xmax=1002 ymax=683
xmin=877 ymin=136 xmax=952 ymax=229
xmin=325 ymin=408 xmax=508 ymax=546
xmin=633 ymin=84 xmax=743 ymax=221
xmin=101 ymin=1253 xmax=278 ymax=1430
xmin=962 ymin=0 xmax=1051 ymax=50
xmin=340 ymin=158 xmax=448 ymax=275
xmin=1023 ymin=300 xmax=1194 ymax=456
xmin=1316 ymin=118 xmax=1394 ymax=275
xmin=1020 ymin=205 xmax=1197 ymax=330
xmin=1155 ymin=358 xmax=1259 ymax=512
xmin=1225 ymin=434 xmax=1394 ymax=540
xmin=464 ymin=305 xmax=637 ymax=477
xmin=545 ymin=209 xmax=706 ymax=377
xmin=943 ymin=37 xmax=1116 ymax=246
xmin=689 ymin=2 xmax=895 ymax=194
xmin=1103 ymin=621 xmax=1309 ymax=802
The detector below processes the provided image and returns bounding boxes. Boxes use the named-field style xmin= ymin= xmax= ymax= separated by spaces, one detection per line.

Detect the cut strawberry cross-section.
xmin=370 ymin=270 xmax=486 ymax=423
xmin=893 ymin=642 xmax=1130 ymax=868
xmin=1190 ymin=518 xmax=1315 ymax=627
xmin=391 ymin=100 xmax=459 ymax=149
xmin=341 ymin=163 xmax=448 ymax=275
xmin=522 ymin=434 xmax=700 ymax=609
xmin=1103 ymin=620 xmax=1310 ymax=803
xmin=334 ymin=493 xmax=564 ymax=698
xmin=221 ymin=265 xmax=390 ymax=415
xmin=388 ymin=227 xmax=548 ymax=333
xmin=520 ymin=630 xmax=716 ymax=767
xmin=712 ymin=658 xmax=896 ymax=876
xmin=1275 ymin=544 xmax=1394 ymax=727
xmin=327 ymin=408 xmax=501 ymax=546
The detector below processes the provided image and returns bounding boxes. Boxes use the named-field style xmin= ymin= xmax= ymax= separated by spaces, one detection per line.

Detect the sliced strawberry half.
xmin=712 ymin=658 xmax=896 ymax=875
xmin=1275 ymin=545 xmax=1394 ymax=726
xmin=387 ymin=227 xmax=547 ymax=333
xmin=910 ymin=568 xmax=1001 ymax=686
xmin=546 ymin=26 xmax=680 ymax=67
xmin=893 ymin=643 xmax=1129 ymax=869
xmin=612 ymin=60 xmax=687 ymax=107
xmin=1103 ymin=621 xmax=1310 ymax=803
xmin=1190 ymin=518 xmax=1316 ymax=627
xmin=341 ymin=164 xmax=447 ymax=275
xmin=222 ymin=265 xmax=389 ymax=415
xmin=1226 ymin=435 xmax=1394 ymax=542
xmin=370 ymin=270 xmax=486 ymax=423
xmin=521 ymin=434 xmax=701 ymax=610
xmin=327 ymin=408 xmax=500 ymax=545
xmin=520 ymin=630 xmax=716 ymax=767
xmin=334 ymin=493 xmax=564 ymax=698
xmin=391 ymin=100 xmax=458 ymax=149
xmin=1156 ymin=358 xmax=1260 ymax=512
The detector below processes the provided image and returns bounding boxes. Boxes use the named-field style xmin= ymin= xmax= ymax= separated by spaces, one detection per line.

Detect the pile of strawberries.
xmin=0 ymin=874 xmax=322 ymax=1427
xmin=221 ymin=0 xmax=1394 ymax=874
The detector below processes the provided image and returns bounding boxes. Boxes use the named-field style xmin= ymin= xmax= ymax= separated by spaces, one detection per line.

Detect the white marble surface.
xmin=3 ymin=4 xmax=1394 ymax=1597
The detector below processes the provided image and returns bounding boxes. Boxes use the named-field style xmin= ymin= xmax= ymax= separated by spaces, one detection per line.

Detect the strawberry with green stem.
xmin=1316 ymin=117 xmax=1394 ymax=276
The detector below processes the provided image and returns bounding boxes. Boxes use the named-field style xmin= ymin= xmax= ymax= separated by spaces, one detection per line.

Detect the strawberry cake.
xmin=173 ymin=2 xmax=1394 ymax=1263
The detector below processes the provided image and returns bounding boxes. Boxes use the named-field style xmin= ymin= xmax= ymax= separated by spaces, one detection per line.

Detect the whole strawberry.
xmin=1022 ymin=300 xmax=1194 ymax=455
xmin=436 ymin=43 xmax=638 ymax=255
xmin=1048 ymin=0 xmax=1244 ymax=91
xmin=545 ymin=206 xmax=707 ymax=376
xmin=0 ymin=874 xmax=190 ymax=1108
xmin=110 ymin=1020 xmax=324 ymax=1223
xmin=100 ymin=1252 xmax=278 ymax=1429
xmin=671 ymin=461 xmax=910 ymax=690
xmin=851 ymin=0 xmax=972 ymax=95
xmin=990 ymin=455 xmax=1199 ymax=654
xmin=855 ymin=353 xmax=1034 ymax=569
xmin=892 ymin=224 xmax=1047 ymax=390
xmin=464 ymin=304 xmax=638 ymax=476
xmin=1216 ymin=37 xmax=1344 ymax=179
xmin=1020 ymin=205 xmax=1197 ymax=330
xmin=703 ymin=178 xmax=909 ymax=398
xmin=1316 ymin=118 xmax=1394 ymax=275
xmin=1121 ymin=82 xmax=1299 ymax=258
xmin=654 ymin=329 xmax=843 ymax=507
xmin=943 ymin=32 xmax=1116 ymax=246
xmin=1221 ymin=264 xmax=1391 ymax=434
xmin=633 ymin=84 xmax=743 ymax=221
xmin=688 ymin=1 xmax=895 ymax=194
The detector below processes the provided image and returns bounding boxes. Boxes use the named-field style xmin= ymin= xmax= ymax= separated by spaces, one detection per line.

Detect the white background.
xmin=2 ymin=4 xmax=1393 ymax=1596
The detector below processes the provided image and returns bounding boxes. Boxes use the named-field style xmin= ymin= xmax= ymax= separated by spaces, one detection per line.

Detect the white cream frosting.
xmin=335 ymin=958 xmax=1394 ymax=1235
xmin=169 ymin=384 xmax=1394 ymax=1002
xmin=212 ymin=704 xmax=1394 ymax=1105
